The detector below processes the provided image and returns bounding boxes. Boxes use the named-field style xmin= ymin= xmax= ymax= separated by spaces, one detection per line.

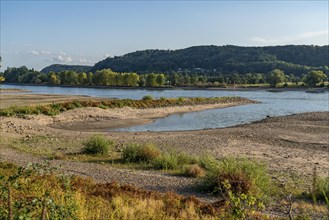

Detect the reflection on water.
xmin=1 ymin=84 xmax=328 ymax=131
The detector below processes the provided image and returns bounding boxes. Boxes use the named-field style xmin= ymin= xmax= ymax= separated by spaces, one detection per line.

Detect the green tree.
xmin=171 ymin=73 xmax=180 ymax=86
xmin=77 ymin=72 xmax=87 ymax=84
xmin=190 ymin=76 xmax=198 ymax=85
xmin=0 ymin=76 xmax=5 ymax=83
xmin=138 ymin=75 xmax=145 ymax=86
xmin=304 ymin=70 xmax=328 ymax=87
xmin=155 ymin=74 xmax=166 ymax=86
xmin=93 ymin=70 xmax=109 ymax=85
xmin=66 ymin=71 xmax=78 ymax=84
xmin=115 ymin=73 xmax=124 ymax=86
xmin=267 ymin=69 xmax=285 ymax=87
xmin=87 ymin=72 xmax=93 ymax=85
xmin=126 ymin=73 xmax=139 ymax=86
xmin=146 ymin=73 xmax=157 ymax=87
xmin=49 ymin=73 xmax=60 ymax=85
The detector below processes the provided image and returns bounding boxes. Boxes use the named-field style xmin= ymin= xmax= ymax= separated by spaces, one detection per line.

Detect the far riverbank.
xmin=2 ymin=82 xmax=328 ymax=92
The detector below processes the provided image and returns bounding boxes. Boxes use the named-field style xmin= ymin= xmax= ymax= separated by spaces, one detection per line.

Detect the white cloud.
xmin=30 ymin=50 xmax=40 ymax=55
xmin=59 ymin=51 xmax=66 ymax=56
xmin=50 ymin=55 xmax=73 ymax=63
xmin=30 ymin=50 xmax=51 ymax=56
xmin=41 ymin=50 xmax=51 ymax=55
xmin=251 ymin=30 xmax=329 ymax=45
xmin=250 ymin=37 xmax=268 ymax=44
xmin=66 ymin=56 xmax=73 ymax=62
xmin=79 ymin=58 xmax=87 ymax=64
xmin=299 ymin=30 xmax=329 ymax=39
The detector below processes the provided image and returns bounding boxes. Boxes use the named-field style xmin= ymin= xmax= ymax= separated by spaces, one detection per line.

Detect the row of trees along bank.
xmin=0 ymin=66 xmax=328 ymax=88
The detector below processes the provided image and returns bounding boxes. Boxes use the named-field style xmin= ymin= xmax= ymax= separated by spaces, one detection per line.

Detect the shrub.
xmin=159 ymin=97 xmax=167 ymax=101
xmin=184 ymin=164 xmax=205 ymax=178
xmin=312 ymin=176 xmax=329 ymax=203
xmin=152 ymin=153 xmax=179 ymax=170
xmin=83 ymin=134 xmax=114 ymax=155
xmin=142 ymin=95 xmax=154 ymax=101
xmin=176 ymin=153 xmax=199 ymax=165
xmin=201 ymin=158 xmax=271 ymax=196
xmin=122 ymin=143 xmax=161 ymax=163
xmin=199 ymin=155 xmax=219 ymax=171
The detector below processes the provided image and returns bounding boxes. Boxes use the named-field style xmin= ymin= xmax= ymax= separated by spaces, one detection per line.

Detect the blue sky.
xmin=1 ymin=1 xmax=328 ymax=70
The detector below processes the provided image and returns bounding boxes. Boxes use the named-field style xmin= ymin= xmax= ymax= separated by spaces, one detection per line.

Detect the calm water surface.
xmin=2 ymin=84 xmax=328 ymax=131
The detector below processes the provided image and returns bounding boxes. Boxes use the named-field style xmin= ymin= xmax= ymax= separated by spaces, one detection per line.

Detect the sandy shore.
xmin=0 ymin=94 xmax=328 ymax=202
xmin=0 ymin=94 xmax=98 ymax=109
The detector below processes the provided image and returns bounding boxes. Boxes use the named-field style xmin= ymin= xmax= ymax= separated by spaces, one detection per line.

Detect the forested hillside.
xmin=1 ymin=45 xmax=328 ymax=87
xmin=41 ymin=64 xmax=91 ymax=74
xmin=91 ymin=45 xmax=329 ymax=76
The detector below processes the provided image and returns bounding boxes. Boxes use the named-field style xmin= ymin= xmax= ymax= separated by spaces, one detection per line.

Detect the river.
xmin=1 ymin=84 xmax=328 ymax=131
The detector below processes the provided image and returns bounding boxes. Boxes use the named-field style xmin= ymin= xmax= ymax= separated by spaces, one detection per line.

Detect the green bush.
xmin=201 ymin=158 xmax=271 ymax=196
xmin=199 ymin=155 xmax=219 ymax=171
xmin=82 ymin=135 xmax=114 ymax=155
xmin=176 ymin=152 xmax=199 ymax=165
xmin=122 ymin=143 xmax=161 ymax=163
xmin=142 ymin=95 xmax=154 ymax=101
xmin=152 ymin=153 xmax=179 ymax=170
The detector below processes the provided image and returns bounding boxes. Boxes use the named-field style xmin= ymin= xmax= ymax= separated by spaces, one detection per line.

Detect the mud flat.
xmin=0 ymin=93 xmax=328 ymax=200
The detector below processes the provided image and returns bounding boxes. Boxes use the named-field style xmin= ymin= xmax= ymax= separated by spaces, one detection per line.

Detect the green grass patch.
xmin=0 ymin=96 xmax=254 ymax=117
xmin=122 ymin=143 xmax=161 ymax=163
xmin=82 ymin=134 xmax=115 ymax=155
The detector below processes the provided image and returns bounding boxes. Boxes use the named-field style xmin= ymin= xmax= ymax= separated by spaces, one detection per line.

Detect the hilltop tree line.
xmin=91 ymin=45 xmax=329 ymax=76
xmin=1 ymin=66 xmax=327 ymax=88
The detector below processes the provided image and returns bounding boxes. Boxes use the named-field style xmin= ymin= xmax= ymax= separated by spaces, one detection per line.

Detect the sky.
xmin=0 ymin=0 xmax=328 ymax=71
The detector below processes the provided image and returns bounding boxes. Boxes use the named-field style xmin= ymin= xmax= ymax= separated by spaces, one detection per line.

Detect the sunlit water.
xmin=2 ymin=84 xmax=328 ymax=131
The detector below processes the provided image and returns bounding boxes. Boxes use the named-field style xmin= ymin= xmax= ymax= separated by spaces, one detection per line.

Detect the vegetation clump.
xmin=0 ymin=96 xmax=253 ymax=117
xmin=122 ymin=143 xmax=161 ymax=163
xmin=184 ymin=164 xmax=205 ymax=177
xmin=310 ymin=175 xmax=329 ymax=203
xmin=152 ymin=153 xmax=179 ymax=170
xmin=82 ymin=134 xmax=114 ymax=155
xmin=0 ymin=162 xmax=228 ymax=219
xmin=142 ymin=95 xmax=154 ymax=100
xmin=201 ymin=158 xmax=271 ymax=196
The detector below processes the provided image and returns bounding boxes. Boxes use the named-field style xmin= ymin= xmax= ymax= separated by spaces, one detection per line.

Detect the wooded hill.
xmin=41 ymin=64 xmax=92 ymax=74
xmin=90 ymin=45 xmax=329 ymax=76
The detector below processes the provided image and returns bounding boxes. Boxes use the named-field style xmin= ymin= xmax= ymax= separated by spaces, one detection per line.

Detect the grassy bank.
xmin=0 ymin=96 xmax=254 ymax=117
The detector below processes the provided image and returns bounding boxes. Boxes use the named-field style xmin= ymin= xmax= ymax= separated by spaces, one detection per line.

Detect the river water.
xmin=1 ymin=84 xmax=328 ymax=131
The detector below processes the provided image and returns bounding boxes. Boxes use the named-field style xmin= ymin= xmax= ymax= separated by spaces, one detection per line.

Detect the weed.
xmin=82 ymin=134 xmax=114 ymax=155
xmin=122 ymin=143 xmax=161 ymax=163
xmin=152 ymin=153 xmax=179 ymax=170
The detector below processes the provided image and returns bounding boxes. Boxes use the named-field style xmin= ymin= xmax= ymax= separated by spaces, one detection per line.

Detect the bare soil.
xmin=0 ymin=94 xmax=328 ymax=202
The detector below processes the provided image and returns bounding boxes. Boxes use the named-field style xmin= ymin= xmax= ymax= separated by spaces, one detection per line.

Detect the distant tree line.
xmin=0 ymin=67 xmax=167 ymax=87
xmin=1 ymin=66 xmax=327 ymax=88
